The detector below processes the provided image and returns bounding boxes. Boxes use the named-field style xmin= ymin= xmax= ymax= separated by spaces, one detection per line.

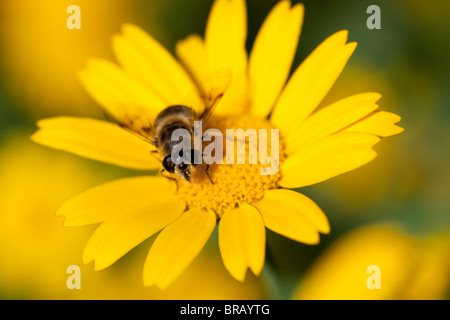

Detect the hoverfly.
xmin=106 ymin=69 xmax=231 ymax=184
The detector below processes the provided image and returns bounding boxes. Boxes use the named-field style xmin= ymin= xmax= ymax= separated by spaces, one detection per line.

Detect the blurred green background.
xmin=0 ymin=0 xmax=449 ymax=299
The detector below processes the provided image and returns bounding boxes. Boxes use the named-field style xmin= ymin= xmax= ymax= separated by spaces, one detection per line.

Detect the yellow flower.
xmin=293 ymin=224 xmax=450 ymax=300
xmin=31 ymin=0 xmax=403 ymax=289
xmin=0 ymin=0 xmax=137 ymax=117
xmin=0 ymin=136 xmax=106 ymax=298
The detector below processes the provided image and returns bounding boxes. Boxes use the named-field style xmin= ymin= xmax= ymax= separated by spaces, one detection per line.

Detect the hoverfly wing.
xmin=181 ymin=68 xmax=232 ymax=124
xmin=103 ymin=104 xmax=158 ymax=147
xmin=101 ymin=69 xmax=231 ymax=148
xmin=197 ymin=68 xmax=232 ymax=123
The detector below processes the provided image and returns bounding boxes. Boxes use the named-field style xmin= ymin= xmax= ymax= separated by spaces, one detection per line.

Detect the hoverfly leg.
xmin=160 ymin=169 xmax=180 ymax=191
xmin=150 ymin=149 xmax=162 ymax=162
xmin=206 ymin=164 xmax=214 ymax=185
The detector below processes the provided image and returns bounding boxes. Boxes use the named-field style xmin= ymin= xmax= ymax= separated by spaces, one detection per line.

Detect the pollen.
xmin=176 ymin=115 xmax=286 ymax=218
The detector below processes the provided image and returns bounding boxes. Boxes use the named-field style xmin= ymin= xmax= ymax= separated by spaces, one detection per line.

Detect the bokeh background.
xmin=0 ymin=0 xmax=449 ymax=299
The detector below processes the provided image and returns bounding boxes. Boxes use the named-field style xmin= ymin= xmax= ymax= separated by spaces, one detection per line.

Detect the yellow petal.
xmin=31 ymin=117 xmax=159 ymax=170
xmin=249 ymin=1 xmax=304 ymax=118
xmin=205 ymin=0 xmax=249 ymax=116
xmin=177 ymin=1 xmax=249 ymax=117
xmin=271 ymin=31 xmax=357 ymax=135
xmin=219 ymin=204 xmax=265 ymax=281
xmin=343 ymin=111 xmax=404 ymax=137
xmin=57 ymin=176 xmax=175 ymax=227
xmin=176 ymin=34 xmax=209 ymax=87
xmin=255 ymin=189 xmax=329 ymax=244
xmin=112 ymin=24 xmax=198 ymax=104
xmin=111 ymin=35 xmax=171 ymax=105
xmin=79 ymin=58 xmax=166 ymax=119
xmin=143 ymin=208 xmax=216 ymax=289
xmin=83 ymin=193 xmax=184 ymax=271
xmin=280 ymin=132 xmax=380 ymax=188
xmin=205 ymin=0 xmax=247 ymax=76
xmin=284 ymin=93 xmax=381 ymax=154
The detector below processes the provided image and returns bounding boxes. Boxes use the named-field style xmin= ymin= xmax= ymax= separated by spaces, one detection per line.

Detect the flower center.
xmin=176 ymin=115 xmax=285 ymax=218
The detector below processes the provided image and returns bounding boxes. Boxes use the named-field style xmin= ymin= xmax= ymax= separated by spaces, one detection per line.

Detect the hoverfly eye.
xmin=178 ymin=162 xmax=188 ymax=171
xmin=162 ymin=155 xmax=175 ymax=173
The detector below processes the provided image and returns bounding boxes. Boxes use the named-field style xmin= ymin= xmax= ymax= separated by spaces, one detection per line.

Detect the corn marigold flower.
xmin=31 ymin=0 xmax=403 ymax=289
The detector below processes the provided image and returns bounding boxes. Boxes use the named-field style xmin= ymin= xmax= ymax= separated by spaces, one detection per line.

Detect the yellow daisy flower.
xmin=31 ymin=0 xmax=403 ymax=289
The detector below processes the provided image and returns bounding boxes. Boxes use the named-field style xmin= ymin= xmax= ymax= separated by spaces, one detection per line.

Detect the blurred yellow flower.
xmin=0 ymin=0 xmax=136 ymax=117
xmin=32 ymin=0 xmax=403 ymax=289
xmin=293 ymin=224 xmax=450 ymax=300
xmin=0 ymin=136 xmax=108 ymax=298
